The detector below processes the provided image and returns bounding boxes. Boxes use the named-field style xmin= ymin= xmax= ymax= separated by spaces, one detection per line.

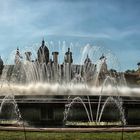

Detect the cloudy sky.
xmin=0 ymin=0 xmax=140 ymax=71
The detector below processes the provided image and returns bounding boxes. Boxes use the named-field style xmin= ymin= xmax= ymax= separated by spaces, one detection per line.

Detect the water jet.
xmin=0 ymin=39 xmax=140 ymax=127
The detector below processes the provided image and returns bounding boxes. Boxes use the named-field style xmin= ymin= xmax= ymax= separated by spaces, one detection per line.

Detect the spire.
xmin=38 ymin=38 xmax=50 ymax=64
xmin=16 ymin=47 xmax=19 ymax=55
xmin=15 ymin=47 xmax=22 ymax=64
xmin=100 ymin=53 xmax=106 ymax=60
xmin=64 ymin=47 xmax=73 ymax=63
xmin=42 ymin=38 xmax=45 ymax=46
xmin=84 ymin=54 xmax=91 ymax=64
xmin=68 ymin=48 xmax=70 ymax=53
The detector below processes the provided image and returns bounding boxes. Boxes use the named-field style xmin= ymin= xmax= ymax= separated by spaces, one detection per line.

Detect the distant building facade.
xmin=0 ymin=39 xmax=110 ymax=85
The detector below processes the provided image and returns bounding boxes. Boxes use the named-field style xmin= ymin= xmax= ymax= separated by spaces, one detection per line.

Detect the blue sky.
xmin=0 ymin=0 xmax=140 ymax=71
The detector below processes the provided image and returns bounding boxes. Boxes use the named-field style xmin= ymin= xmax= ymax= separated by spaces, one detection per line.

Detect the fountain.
xmin=0 ymin=39 xmax=140 ymax=127
xmin=63 ymin=76 xmax=126 ymax=126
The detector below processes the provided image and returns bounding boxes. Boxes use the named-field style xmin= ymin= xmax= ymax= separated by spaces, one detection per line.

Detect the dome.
xmin=37 ymin=39 xmax=49 ymax=64
xmin=37 ymin=40 xmax=49 ymax=55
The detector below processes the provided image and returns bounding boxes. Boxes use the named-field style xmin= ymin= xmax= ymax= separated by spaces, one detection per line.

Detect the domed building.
xmin=37 ymin=39 xmax=49 ymax=64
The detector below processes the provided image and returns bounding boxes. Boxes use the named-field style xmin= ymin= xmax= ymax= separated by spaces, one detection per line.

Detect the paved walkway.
xmin=0 ymin=126 xmax=140 ymax=132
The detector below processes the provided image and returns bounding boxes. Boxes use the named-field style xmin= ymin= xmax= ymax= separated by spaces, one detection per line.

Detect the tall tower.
xmin=64 ymin=48 xmax=73 ymax=82
xmin=83 ymin=54 xmax=97 ymax=85
xmin=15 ymin=48 xmax=22 ymax=64
xmin=84 ymin=55 xmax=92 ymax=81
xmin=52 ymin=52 xmax=59 ymax=64
xmin=99 ymin=54 xmax=108 ymax=85
xmin=64 ymin=48 xmax=73 ymax=64
xmin=25 ymin=52 xmax=32 ymax=61
xmin=52 ymin=52 xmax=59 ymax=81
xmin=37 ymin=39 xmax=49 ymax=64
xmin=99 ymin=54 xmax=108 ymax=73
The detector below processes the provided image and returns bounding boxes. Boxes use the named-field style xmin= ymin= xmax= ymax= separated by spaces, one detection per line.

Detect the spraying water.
xmin=0 ymin=41 xmax=139 ymax=127
xmin=0 ymin=83 xmax=140 ymax=97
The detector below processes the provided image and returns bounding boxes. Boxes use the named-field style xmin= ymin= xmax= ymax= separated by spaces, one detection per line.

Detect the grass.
xmin=0 ymin=131 xmax=140 ymax=140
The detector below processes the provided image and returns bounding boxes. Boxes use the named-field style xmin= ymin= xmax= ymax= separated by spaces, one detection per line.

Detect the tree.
xmin=125 ymin=69 xmax=135 ymax=73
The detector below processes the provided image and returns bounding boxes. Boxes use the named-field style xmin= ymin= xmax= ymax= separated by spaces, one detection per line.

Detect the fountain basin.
xmin=0 ymin=94 xmax=140 ymax=127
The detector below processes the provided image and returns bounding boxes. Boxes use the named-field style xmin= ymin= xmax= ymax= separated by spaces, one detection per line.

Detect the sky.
xmin=0 ymin=0 xmax=140 ymax=71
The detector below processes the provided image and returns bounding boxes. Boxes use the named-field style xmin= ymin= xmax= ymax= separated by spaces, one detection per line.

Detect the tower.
xmin=84 ymin=54 xmax=91 ymax=66
xmin=52 ymin=52 xmax=59 ymax=81
xmin=25 ymin=52 xmax=32 ymax=61
xmin=52 ymin=52 xmax=59 ymax=64
xmin=84 ymin=54 xmax=96 ymax=83
xmin=84 ymin=54 xmax=92 ymax=72
xmin=99 ymin=54 xmax=108 ymax=85
xmin=64 ymin=48 xmax=73 ymax=64
xmin=37 ymin=39 xmax=49 ymax=64
xmin=99 ymin=54 xmax=108 ymax=73
xmin=64 ymin=48 xmax=73 ymax=82
xmin=15 ymin=48 xmax=22 ymax=64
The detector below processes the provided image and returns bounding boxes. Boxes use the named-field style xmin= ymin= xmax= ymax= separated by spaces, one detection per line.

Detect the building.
xmin=1 ymin=39 xmax=109 ymax=85
xmin=0 ymin=39 xmax=115 ymax=126
xmin=37 ymin=39 xmax=49 ymax=64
